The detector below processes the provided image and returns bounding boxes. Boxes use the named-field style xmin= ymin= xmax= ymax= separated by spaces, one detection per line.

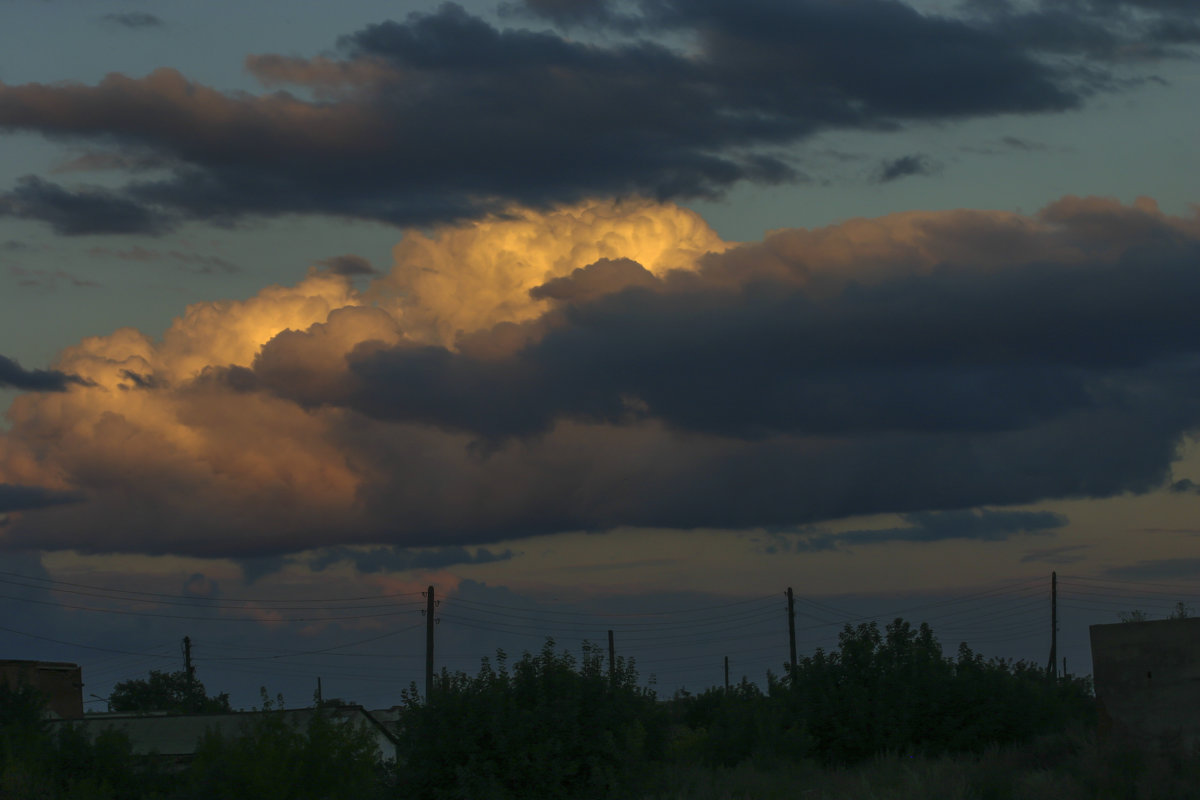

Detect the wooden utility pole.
xmin=182 ymin=636 xmax=195 ymax=685
xmin=1047 ymin=571 xmax=1058 ymax=679
xmin=786 ymin=587 xmax=797 ymax=684
xmin=724 ymin=656 xmax=730 ymax=693
xmin=425 ymin=585 xmax=435 ymax=701
xmin=182 ymin=636 xmax=196 ymax=712
xmin=316 ymin=677 xmax=323 ymax=706
xmin=608 ymin=629 xmax=616 ymax=687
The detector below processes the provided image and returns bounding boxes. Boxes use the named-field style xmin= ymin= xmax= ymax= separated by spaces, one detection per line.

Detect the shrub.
xmin=393 ymin=639 xmax=668 ymax=800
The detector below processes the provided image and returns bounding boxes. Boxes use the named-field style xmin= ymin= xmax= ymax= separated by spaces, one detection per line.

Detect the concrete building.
xmin=0 ymin=660 xmax=84 ymax=719
xmin=1089 ymin=617 xmax=1200 ymax=747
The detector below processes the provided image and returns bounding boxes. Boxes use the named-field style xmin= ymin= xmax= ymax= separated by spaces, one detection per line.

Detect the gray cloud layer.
xmin=2 ymin=0 xmax=1190 ymax=233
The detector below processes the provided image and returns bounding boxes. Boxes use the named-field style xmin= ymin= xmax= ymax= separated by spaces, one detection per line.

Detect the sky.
xmin=2 ymin=0 xmax=1200 ymax=710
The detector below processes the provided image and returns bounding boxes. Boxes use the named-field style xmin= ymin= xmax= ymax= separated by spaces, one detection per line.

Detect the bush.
xmin=393 ymin=638 xmax=669 ymax=800
xmin=182 ymin=693 xmax=386 ymax=800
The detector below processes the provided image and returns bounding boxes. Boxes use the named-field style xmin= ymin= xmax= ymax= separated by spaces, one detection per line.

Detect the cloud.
xmin=874 ymin=154 xmax=939 ymax=183
xmin=0 ymin=176 xmax=172 ymax=235
xmin=786 ymin=508 xmax=1068 ymax=551
xmin=88 ymin=246 xmax=241 ymax=274
xmin=0 ymin=354 xmax=89 ymax=391
xmin=2 ymin=197 xmax=1200 ymax=557
xmin=962 ymin=0 xmax=1200 ymax=62
xmin=499 ymin=0 xmax=638 ymax=29
xmin=0 ymin=0 xmax=1148 ymax=232
xmin=8 ymin=265 xmax=100 ymax=289
xmin=52 ymin=150 xmax=171 ymax=174
xmin=0 ymin=483 xmax=84 ymax=513
xmin=315 ymin=255 xmax=378 ymax=276
xmin=308 ymin=545 xmax=516 ymax=574
xmin=101 ymin=12 xmax=164 ymax=29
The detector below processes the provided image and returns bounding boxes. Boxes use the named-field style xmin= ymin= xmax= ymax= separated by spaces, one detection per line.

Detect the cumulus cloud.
xmin=2 ymin=197 xmax=1200 ymax=558
xmin=0 ymin=0 xmax=1164 ymax=232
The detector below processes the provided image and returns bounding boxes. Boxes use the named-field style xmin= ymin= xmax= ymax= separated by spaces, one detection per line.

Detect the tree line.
xmin=0 ymin=617 xmax=1095 ymax=799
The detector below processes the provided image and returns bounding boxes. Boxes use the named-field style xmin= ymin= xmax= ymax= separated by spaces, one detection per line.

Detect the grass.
xmin=642 ymin=727 xmax=1200 ymax=800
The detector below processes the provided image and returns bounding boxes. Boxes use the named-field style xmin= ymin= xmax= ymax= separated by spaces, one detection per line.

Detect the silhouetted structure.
xmin=1090 ymin=617 xmax=1200 ymax=747
xmin=0 ymin=659 xmax=84 ymax=719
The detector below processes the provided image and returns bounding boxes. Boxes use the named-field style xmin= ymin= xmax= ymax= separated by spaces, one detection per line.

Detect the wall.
xmin=1090 ymin=617 xmax=1200 ymax=746
xmin=0 ymin=660 xmax=84 ymax=719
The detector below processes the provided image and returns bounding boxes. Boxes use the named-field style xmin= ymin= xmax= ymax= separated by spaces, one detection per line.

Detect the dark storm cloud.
xmin=0 ymin=483 xmax=84 ymax=513
xmin=52 ymin=150 xmax=172 ymax=173
xmin=0 ymin=354 xmax=89 ymax=391
xmin=315 ymin=254 xmax=378 ymax=276
xmin=960 ymin=0 xmax=1200 ymax=61
xmin=302 ymin=235 xmax=1200 ymax=441
xmin=0 ymin=176 xmax=172 ymax=235
xmin=499 ymin=0 xmax=631 ymax=28
xmin=101 ymin=12 xmax=164 ymax=29
xmin=875 ymin=154 xmax=939 ymax=183
xmin=0 ymin=0 xmax=1119 ymax=231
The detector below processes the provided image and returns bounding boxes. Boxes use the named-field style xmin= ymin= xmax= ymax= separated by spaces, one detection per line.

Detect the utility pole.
xmin=786 ymin=587 xmax=797 ymax=685
xmin=316 ymin=677 xmax=323 ymax=706
xmin=724 ymin=656 xmax=730 ymax=693
xmin=1047 ymin=571 xmax=1058 ymax=679
xmin=608 ymin=629 xmax=616 ymax=688
xmin=425 ymin=585 xmax=436 ymax=702
xmin=182 ymin=636 xmax=196 ymax=712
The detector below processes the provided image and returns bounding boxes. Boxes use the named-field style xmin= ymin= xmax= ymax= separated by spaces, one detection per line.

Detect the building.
xmin=0 ymin=660 xmax=84 ymax=719
xmin=1089 ymin=617 xmax=1200 ymax=747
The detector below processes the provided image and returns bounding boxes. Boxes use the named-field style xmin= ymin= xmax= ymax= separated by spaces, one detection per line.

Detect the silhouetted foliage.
xmin=181 ymin=692 xmax=386 ymax=800
xmin=0 ymin=618 xmax=1109 ymax=797
xmin=668 ymin=618 xmax=1095 ymax=767
xmin=0 ymin=682 xmax=158 ymax=798
xmin=393 ymin=638 xmax=669 ymax=800
xmin=109 ymin=669 xmax=231 ymax=715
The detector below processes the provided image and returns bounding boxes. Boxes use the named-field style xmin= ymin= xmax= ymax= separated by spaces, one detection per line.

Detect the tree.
xmin=108 ymin=669 xmax=231 ymax=715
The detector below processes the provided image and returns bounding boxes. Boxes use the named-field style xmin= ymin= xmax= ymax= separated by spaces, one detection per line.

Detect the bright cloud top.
xmin=2 ymin=196 xmax=1199 ymax=557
